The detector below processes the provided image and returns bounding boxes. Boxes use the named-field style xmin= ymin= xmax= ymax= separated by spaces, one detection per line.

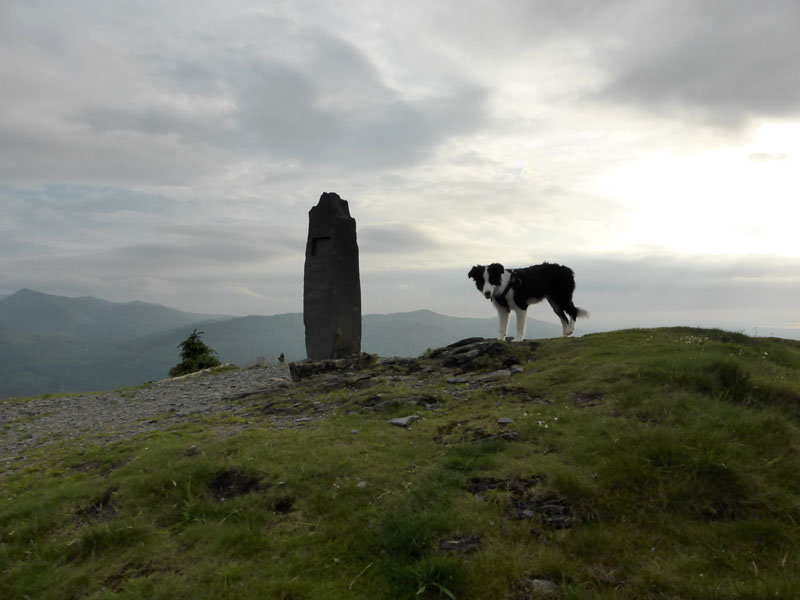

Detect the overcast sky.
xmin=1 ymin=0 xmax=798 ymax=338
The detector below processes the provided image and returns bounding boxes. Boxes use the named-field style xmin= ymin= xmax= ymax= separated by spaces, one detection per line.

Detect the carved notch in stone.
xmin=303 ymin=192 xmax=362 ymax=360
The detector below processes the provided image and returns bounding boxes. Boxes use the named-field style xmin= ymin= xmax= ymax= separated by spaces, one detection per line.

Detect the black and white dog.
xmin=468 ymin=262 xmax=588 ymax=340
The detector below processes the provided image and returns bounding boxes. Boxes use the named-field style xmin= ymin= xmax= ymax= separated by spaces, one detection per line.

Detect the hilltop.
xmin=1 ymin=328 xmax=799 ymax=599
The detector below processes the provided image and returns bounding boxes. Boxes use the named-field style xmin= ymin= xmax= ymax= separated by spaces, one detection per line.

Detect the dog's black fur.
xmin=468 ymin=262 xmax=588 ymax=339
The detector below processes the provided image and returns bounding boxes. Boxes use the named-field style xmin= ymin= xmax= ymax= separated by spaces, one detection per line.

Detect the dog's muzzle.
xmin=484 ymin=291 xmax=492 ymax=299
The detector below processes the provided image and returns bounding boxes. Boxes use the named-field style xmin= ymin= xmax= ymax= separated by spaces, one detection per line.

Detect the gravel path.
xmin=1 ymin=365 xmax=292 ymax=474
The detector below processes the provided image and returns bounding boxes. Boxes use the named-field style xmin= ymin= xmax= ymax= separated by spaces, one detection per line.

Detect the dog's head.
xmin=468 ymin=263 xmax=505 ymax=300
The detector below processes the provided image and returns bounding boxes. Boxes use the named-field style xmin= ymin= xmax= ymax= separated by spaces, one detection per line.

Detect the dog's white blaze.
xmin=481 ymin=267 xmax=493 ymax=298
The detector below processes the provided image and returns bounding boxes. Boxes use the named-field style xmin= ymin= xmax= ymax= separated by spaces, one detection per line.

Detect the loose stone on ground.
xmin=0 ymin=365 xmax=292 ymax=474
xmin=390 ymin=415 xmax=420 ymax=428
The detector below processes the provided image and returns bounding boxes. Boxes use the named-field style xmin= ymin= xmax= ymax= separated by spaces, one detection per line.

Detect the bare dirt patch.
xmin=77 ymin=487 xmax=118 ymax=522
xmin=466 ymin=475 xmax=544 ymax=497
xmin=434 ymin=416 xmax=520 ymax=445
xmin=574 ymin=391 xmax=604 ymax=408
xmin=270 ymin=496 xmax=296 ymax=514
xmin=510 ymin=492 xmax=574 ymax=529
xmin=496 ymin=385 xmax=547 ymax=404
xmin=105 ymin=561 xmax=180 ymax=591
xmin=208 ymin=470 xmax=266 ymax=502
xmin=466 ymin=475 xmax=574 ymax=529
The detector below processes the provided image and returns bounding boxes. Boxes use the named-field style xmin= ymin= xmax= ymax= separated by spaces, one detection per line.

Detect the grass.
xmin=1 ymin=327 xmax=799 ymax=598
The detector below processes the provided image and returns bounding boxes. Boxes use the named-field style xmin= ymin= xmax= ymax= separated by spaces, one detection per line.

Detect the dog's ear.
xmin=487 ymin=263 xmax=505 ymax=285
xmin=468 ymin=265 xmax=482 ymax=280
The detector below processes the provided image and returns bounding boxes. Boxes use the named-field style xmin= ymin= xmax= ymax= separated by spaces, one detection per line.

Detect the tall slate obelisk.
xmin=303 ymin=192 xmax=362 ymax=360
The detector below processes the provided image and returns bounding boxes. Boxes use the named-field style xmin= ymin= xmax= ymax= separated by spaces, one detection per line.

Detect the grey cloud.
xmin=0 ymin=218 xmax=307 ymax=314
xmin=566 ymin=253 xmax=800 ymax=323
xmin=0 ymin=185 xmax=306 ymax=281
xmin=109 ymin=241 xmax=268 ymax=265
xmin=0 ymin=114 xmax=231 ymax=185
xmin=359 ymin=224 xmax=442 ymax=254
xmin=3 ymin=185 xmax=172 ymax=214
xmin=218 ymin=35 xmax=489 ymax=167
xmin=102 ymin=221 xmax=306 ymax=267
xmin=592 ymin=0 xmax=800 ymax=127
xmin=432 ymin=0 xmax=800 ymax=127
xmin=0 ymin=185 xmax=179 ymax=239
xmin=78 ymin=107 xmax=209 ymax=140
xmin=68 ymin=19 xmax=489 ymax=173
xmin=2 ymin=4 xmax=490 ymax=187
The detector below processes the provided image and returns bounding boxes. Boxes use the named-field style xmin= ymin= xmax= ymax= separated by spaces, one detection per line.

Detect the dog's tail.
xmin=576 ymin=308 xmax=590 ymax=319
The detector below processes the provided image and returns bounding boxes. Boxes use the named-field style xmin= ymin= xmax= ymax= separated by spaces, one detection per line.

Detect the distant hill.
xmin=0 ymin=288 xmax=226 ymax=341
xmin=0 ymin=290 xmax=560 ymax=398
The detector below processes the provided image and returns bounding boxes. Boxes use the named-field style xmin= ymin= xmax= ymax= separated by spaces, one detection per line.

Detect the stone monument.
xmin=303 ymin=192 xmax=362 ymax=360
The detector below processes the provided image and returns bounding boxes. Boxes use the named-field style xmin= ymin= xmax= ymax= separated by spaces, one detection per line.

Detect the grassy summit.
xmin=2 ymin=328 xmax=799 ymax=599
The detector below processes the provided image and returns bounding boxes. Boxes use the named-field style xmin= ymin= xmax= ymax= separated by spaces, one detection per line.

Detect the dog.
xmin=468 ymin=262 xmax=588 ymax=340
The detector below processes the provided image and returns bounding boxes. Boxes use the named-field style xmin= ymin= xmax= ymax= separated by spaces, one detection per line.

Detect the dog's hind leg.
xmin=546 ymin=296 xmax=572 ymax=336
xmin=496 ymin=306 xmax=511 ymax=340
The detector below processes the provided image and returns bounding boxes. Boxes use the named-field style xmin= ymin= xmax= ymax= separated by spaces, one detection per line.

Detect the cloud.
xmin=0 ymin=4 xmax=490 ymax=187
xmin=225 ymin=23 xmax=490 ymax=167
xmin=565 ymin=253 xmax=800 ymax=329
xmin=0 ymin=181 xmax=307 ymax=313
xmin=231 ymin=56 xmax=488 ymax=167
xmin=359 ymin=224 xmax=443 ymax=255
xmin=593 ymin=0 xmax=800 ymax=127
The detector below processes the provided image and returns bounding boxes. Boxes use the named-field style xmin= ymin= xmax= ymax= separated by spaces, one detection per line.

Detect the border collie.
xmin=468 ymin=262 xmax=588 ymax=340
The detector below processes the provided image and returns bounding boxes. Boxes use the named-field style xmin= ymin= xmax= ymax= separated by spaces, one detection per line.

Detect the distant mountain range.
xmin=0 ymin=289 xmax=561 ymax=398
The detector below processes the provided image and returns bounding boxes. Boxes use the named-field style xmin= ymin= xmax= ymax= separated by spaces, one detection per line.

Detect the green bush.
xmin=168 ymin=329 xmax=222 ymax=377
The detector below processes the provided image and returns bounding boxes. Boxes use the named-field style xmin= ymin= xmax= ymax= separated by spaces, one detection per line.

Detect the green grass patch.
xmin=2 ymin=327 xmax=799 ymax=598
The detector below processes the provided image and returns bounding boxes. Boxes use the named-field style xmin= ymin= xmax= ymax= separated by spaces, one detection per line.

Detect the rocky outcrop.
xmin=426 ymin=337 xmax=539 ymax=370
xmin=288 ymin=337 xmax=539 ymax=383
xmin=288 ymin=353 xmax=378 ymax=381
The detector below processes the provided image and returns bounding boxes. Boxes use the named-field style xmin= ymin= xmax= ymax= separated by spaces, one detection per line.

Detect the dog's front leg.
xmin=513 ymin=308 xmax=527 ymax=341
xmin=496 ymin=307 xmax=510 ymax=340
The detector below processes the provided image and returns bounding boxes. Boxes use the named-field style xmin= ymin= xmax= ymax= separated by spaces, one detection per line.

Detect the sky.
xmin=1 ymin=0 xmax=798 ymax=338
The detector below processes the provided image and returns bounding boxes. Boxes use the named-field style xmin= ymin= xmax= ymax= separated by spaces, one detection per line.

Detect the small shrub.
xmin=169 ymin=329 xmax=222 ymax=377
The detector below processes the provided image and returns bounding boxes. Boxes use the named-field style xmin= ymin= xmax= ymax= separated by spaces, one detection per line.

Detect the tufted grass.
xmin=1 ymin=327 xmax=799 ymax=598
